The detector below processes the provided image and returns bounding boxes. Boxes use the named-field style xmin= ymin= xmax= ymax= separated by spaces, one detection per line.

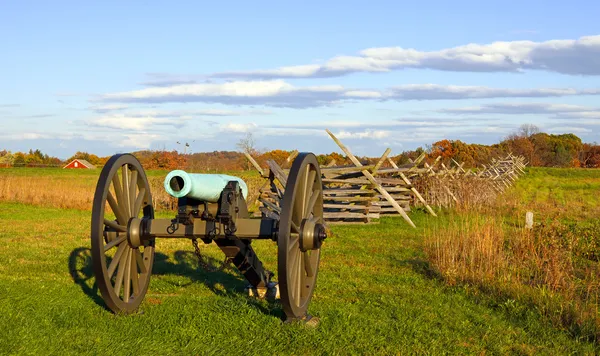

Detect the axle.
xmin=123 ymin=216 xmax=279 ymax=289
xmin=132 ymin=217 xmax=278 ymax=241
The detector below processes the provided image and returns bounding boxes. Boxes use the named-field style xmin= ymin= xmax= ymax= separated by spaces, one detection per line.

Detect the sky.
xmin=1 ymin=0 xmax=599 ymax=159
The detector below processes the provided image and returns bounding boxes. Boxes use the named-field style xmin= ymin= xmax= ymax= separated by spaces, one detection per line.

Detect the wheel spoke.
xmin=122 ymin=165 xmax=131 ymax=219
xmin=133 ymin=187 xmax=146 ymax=219
xmin=107 ymin=191 xmax=127 ymax=225
xmin=289 ymin=249 xmax=299 ymax=300
xmin=103 ymin=219 xmax=127 ymax=232
xmin=288 ymin=233 xmax=300 ymax=253
xmin=301 ymin=256 xmax=308 ymax=299
xmin=304 ymin=190 xmax=320 ymax=218
xmin=131 ymin=250 xmax=140 ymax=296
xmin=113 ymin=247 xmax=129 ymax=296
xmin=290 ymin=220 xmax=300 ymax=233
xmin=112 ymin=172 xmax=125 ymax=211
xmin=107 ymin=242 xmax=127 ymax=277
xmin=292 ymin=168 xmax=306 ymax=225
xmin=135 ymin=248 xmax=147 ymax=274
xmin=123 ymin=248 xmax=132 ymax=302
xmin=304 ymin=252 xmax=314 ymax=278
xmin=104 ymin=235 xmax=127 ymax=252
xmin=129 ymin=170 xmax=138 ymax=217
xmin=296 ymin=248 xmax=302 ymax=306
xmin=304 ymin=169 xmax=316 ymax=215
xmin=302 ymin=165 xmax=310 ymax=215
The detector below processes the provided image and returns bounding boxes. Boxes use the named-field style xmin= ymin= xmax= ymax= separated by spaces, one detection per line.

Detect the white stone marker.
xmin=525 ymin=211 xmax=534 ymax=229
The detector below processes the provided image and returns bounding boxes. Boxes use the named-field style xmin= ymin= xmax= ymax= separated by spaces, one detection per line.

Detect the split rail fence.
xmin=244 ymin=130 xmax=527 ymax=228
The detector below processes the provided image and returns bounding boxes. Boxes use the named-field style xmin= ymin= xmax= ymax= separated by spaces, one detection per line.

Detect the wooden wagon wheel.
xmin=278 ymin=152 xmax=326 ymax=320
xmin=90 ymin=154 xmax=155 ymax=314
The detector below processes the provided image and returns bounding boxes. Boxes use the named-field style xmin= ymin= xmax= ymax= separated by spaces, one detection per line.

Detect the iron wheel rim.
xmin=278 ymin=152 xmax=324 ymax=319
xmin=90 ymin=154 xmax=154 ymax=314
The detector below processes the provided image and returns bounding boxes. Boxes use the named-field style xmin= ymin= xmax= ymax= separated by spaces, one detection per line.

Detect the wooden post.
xmin=412 ymin=152 xmax=427 ymax=167
xmin=266 ymin=159 xmax=288 ymax=187
xmin=398 ymin=172 xmax=437 ymax=217
xmin=326 ymin=129 xmax=416 ymax=228
xmin=372 ymin=148 xmax=391 ymax=174
xmin=285 ymin=150 xmax=299 ymax=167
xmin=389 ymin=156 xmax=438 ymax=216
xmin=387 ymin=156 xmax=399 ymax=169
xmin=244 ymin=152 xmax=265 ymax=177
xmin=424 ymin=161 xmax=458 ymax=204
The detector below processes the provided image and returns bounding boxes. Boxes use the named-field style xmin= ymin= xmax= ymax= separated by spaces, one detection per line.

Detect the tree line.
xmin=406 ymin=124 xmax=599 ymax=168
xmin=1 ymin=125 xmax=599 ymax=170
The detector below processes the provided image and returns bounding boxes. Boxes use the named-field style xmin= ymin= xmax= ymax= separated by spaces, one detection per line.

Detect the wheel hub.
xmin=299 ymin=218 xmax=328 ymax=251
xmin=128 ymin=217 xmax=143 ymax=248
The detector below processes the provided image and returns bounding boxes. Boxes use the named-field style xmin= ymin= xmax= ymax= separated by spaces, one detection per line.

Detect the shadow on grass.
xmin=68 ymin=247 xmax=109 ymax=311
xmin=68 ymin=247 xmax=284 ymax=320
xmin=152 ymin=250 xmax=285 ymax=320
xmin=396 ymin=257 xmax=444 ymax=282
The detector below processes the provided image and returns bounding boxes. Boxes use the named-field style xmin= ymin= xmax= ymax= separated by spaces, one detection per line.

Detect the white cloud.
xmin=558 ymin=111 xmax=600 ymax=119
xmin=209 ymin=35 xmax=600 ymax=79
xmin=335 ymin=130 xmax=391 ymax=139
xmin=89 ymin=104 xmax=130 ymax=113
xmin=99 ymin=80 xmax=356 ymax=108
xmin=118 ymin=133 xmax=163 ymax=148
xmin=220 ymin=122 xmax=258 ymax=133
xmin=89 ymin=115 xmax=189 ymax=130
xmin=438 ymin=102 xmax=596 ymax=114
xmin=386 ymin=85 xmax=600 ymax=101
xmin=547 ymin=126 xmax=593 ymax=134
xmin=0 ymin=132 xmax=52 ymax=140
xmin=345 ymin=90 xmax=383 ymax=98
xmin=116 ymin=108 xmax=272 ymax=117
xmin=99 ymin=80 xmax=600 ymax=108
xmin=104 ymin=80 xmax=300 ymax=99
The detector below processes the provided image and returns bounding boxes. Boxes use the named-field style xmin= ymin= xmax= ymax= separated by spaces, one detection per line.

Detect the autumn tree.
xmin=236 ymin=132 xmax=259 ymax=156
xmin=12 ymin=152 xmax=26 ymax=166
xmin=517 ymin=123 xmax=540 ymax=138
xmin=0 ymin=150 xmax=14 ymax=167
xmin=580 ymin=143 xmax=600 ymax=168
xmin=67 ymin=151 xmax=106 ymax=166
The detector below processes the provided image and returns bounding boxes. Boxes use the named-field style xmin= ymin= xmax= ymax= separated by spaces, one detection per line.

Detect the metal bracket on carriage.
xmin=217 ymin=180 xmax=241 ymax=235
xmin=245 ymin=281 xmax=280 ymax=301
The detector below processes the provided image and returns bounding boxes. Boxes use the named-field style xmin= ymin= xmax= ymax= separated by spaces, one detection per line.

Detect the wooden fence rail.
xmin=243 ymin=131 xmax=527 ymax=227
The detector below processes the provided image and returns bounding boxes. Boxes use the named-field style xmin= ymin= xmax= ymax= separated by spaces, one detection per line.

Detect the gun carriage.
xmin=90 ymin=152 xmax=328 ymax=322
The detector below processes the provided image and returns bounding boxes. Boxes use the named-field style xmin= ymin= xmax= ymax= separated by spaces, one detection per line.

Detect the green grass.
xmin=503 ymin=167 xmax=600 ymax=224
xmin=0 ymin=167 xmax=599 ymax=354
xmin=512 ymin=167 xmax=600 ymax=207
xmin=0 ymin=202 xmax=598 ymax=354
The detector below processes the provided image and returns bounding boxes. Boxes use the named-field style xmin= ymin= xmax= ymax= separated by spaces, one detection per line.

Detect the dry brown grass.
xmin=413 ymin=175 xmax=498 ymax=210
xmin=425 ymin=214 xmax=600 ymax=340
xmin=0 ymin=171 xmax=265 ymax=213
xmin=0 ymin=174 xmax=96 ymax=210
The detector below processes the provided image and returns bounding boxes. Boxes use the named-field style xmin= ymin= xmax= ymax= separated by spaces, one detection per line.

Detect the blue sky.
xmin=1 ymin=0 xmax=599 ymax=158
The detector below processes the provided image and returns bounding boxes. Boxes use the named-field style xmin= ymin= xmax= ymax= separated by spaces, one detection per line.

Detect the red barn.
xmin=63 ymin=159 xmax=97 ymax=169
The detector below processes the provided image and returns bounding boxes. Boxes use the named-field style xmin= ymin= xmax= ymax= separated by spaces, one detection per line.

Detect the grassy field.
xmin=0 ymin=168 xmax=264 ymax=212
xmin=0 ymin=167 xmax=599 ymax=354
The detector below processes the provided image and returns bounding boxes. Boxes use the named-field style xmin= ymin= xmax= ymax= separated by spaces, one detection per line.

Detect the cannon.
xmin=90 ymin=152 xmax=328 ymax=322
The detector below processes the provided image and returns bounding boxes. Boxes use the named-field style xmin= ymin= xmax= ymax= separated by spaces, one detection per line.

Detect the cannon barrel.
xmin=164 ymin=170 xmax=248 ymax=202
